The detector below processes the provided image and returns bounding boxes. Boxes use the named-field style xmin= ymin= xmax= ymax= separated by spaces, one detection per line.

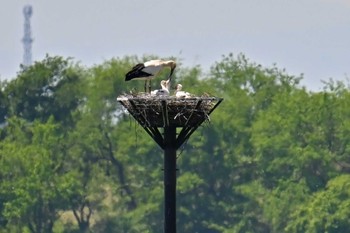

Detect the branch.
xmin=99 ymin=125 xmax=137 ymax=210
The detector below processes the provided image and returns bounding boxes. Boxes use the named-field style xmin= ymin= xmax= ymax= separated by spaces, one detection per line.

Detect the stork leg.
xmin=144 ymin=80 xmax=147 ymax=93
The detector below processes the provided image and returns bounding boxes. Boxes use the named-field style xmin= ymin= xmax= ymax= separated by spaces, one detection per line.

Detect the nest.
xmin=117 ymin=94 xmax=223 ymax=128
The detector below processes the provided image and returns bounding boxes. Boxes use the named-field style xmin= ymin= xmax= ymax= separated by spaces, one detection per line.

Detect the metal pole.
xmin=163 ymin=125 xmax=177 ymax=233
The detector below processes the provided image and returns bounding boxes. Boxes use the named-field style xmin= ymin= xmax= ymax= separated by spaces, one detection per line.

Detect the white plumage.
xmin=175 ymin=84 xmax=192 ymax=98
xmin=151 ymin=80 xmax=170 ymax=96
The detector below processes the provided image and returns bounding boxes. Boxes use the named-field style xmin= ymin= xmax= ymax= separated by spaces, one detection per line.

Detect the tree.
xmin=3 ymin=53 xmax=350 ymax=232
xmin=0 ymin=81 xmax=8 ymax=124
xmin=286 ymin=175 xmax=350 ymax=233
xmin=4 ymin=55 xmax=85 ymax=126
xmin=0 ymin=117 xmax=83 ymax=233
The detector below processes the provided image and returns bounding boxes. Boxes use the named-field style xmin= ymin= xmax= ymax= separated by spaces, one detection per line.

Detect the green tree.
xmin=286 ymin=174 xmax=350 ymax=233
xmin=0 ymin=81 xmax=8 ymax=124
xmin=0 ymin=117 xmax=83 ymax=233
xmin=173 ymin=53 xmax=302 ymax=232
xmin=3 ymin=53 xmax=350 ymax=233
xmin=5 ymin=55 xmax=85 ymax=126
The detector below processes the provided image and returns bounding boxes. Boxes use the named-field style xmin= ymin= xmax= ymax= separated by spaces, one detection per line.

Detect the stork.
xmin=151 ymin=80 xmax=170 ymax=96
xmin=125 ymin=59 xmax=176 ymax=92
xmin=175 ymin=84 xmax=192 ymax=98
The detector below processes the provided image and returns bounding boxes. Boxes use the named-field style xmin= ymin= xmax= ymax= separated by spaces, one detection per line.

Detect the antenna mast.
xmin=22 ymin=5 xmax=33 ymax=66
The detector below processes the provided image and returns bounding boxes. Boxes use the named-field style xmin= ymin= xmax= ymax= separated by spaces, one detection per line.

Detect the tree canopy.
xmin=1 ymin=54 xmax=350 ymax=232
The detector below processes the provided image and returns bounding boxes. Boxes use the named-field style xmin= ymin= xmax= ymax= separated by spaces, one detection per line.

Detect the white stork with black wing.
xmin=125 ymin=60 xmax=176 ymax=93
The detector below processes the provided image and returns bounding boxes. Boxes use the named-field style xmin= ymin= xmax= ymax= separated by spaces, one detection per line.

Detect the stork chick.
xmin=175 ymin=84 xmax=192 ymax=98
xmin=151 ymin=80 xmax=170 ymax=96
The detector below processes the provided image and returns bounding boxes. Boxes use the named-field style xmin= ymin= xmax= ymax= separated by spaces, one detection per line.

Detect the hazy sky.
xmin=1 ymin=0 xmax=350 ymax=90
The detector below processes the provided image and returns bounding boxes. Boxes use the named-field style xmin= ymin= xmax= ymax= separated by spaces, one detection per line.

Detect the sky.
xmin=1 ymin=0 xmax=350 ymax=91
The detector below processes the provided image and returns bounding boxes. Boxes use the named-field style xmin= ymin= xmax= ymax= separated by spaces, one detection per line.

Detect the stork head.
xmin=160 ymin=80 xmax=167 ymax=88
xmin=165 ymin=79 xmax=171 ymax=90
xmin=176 ymin=84 xmax=183 ymax=91
xmin=161 ymin=80 xmax=171 ymax=91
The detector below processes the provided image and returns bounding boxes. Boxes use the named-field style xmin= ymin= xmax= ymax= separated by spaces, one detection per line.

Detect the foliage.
xmin=4 ymin=55 xmax=85 ymax=126
xmin=0 ymin=117 xmax=83 ymax=233
xmin=1 ymin=53 xmax=350 ymax=232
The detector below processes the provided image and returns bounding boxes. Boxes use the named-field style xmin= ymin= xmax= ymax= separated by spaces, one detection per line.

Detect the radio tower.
xmin=22 ymin=5 xmax=33 ymax=66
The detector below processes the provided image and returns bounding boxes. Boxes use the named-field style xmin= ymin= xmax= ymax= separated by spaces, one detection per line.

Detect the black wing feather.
xmin=125 ymin=63 xmax=153 ymax=81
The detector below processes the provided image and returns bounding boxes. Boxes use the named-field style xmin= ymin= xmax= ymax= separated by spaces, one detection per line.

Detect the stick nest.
xmin=117 ymin=93 xmax=223 ymax=127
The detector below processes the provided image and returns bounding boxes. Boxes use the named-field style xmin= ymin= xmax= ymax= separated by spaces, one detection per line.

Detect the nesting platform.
xmin=117 ymin=93 xmax=223 ymax=233
xmin=117 ymin=94 xmax=223 ymax=149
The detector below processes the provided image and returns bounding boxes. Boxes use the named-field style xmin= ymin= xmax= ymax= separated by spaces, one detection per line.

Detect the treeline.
xmin=1 ymin=54 xmax=350 ymax=233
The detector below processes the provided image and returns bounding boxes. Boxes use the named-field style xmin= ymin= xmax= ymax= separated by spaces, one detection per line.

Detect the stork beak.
xmin=168 ymin=63 xmax=176 ymax=81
